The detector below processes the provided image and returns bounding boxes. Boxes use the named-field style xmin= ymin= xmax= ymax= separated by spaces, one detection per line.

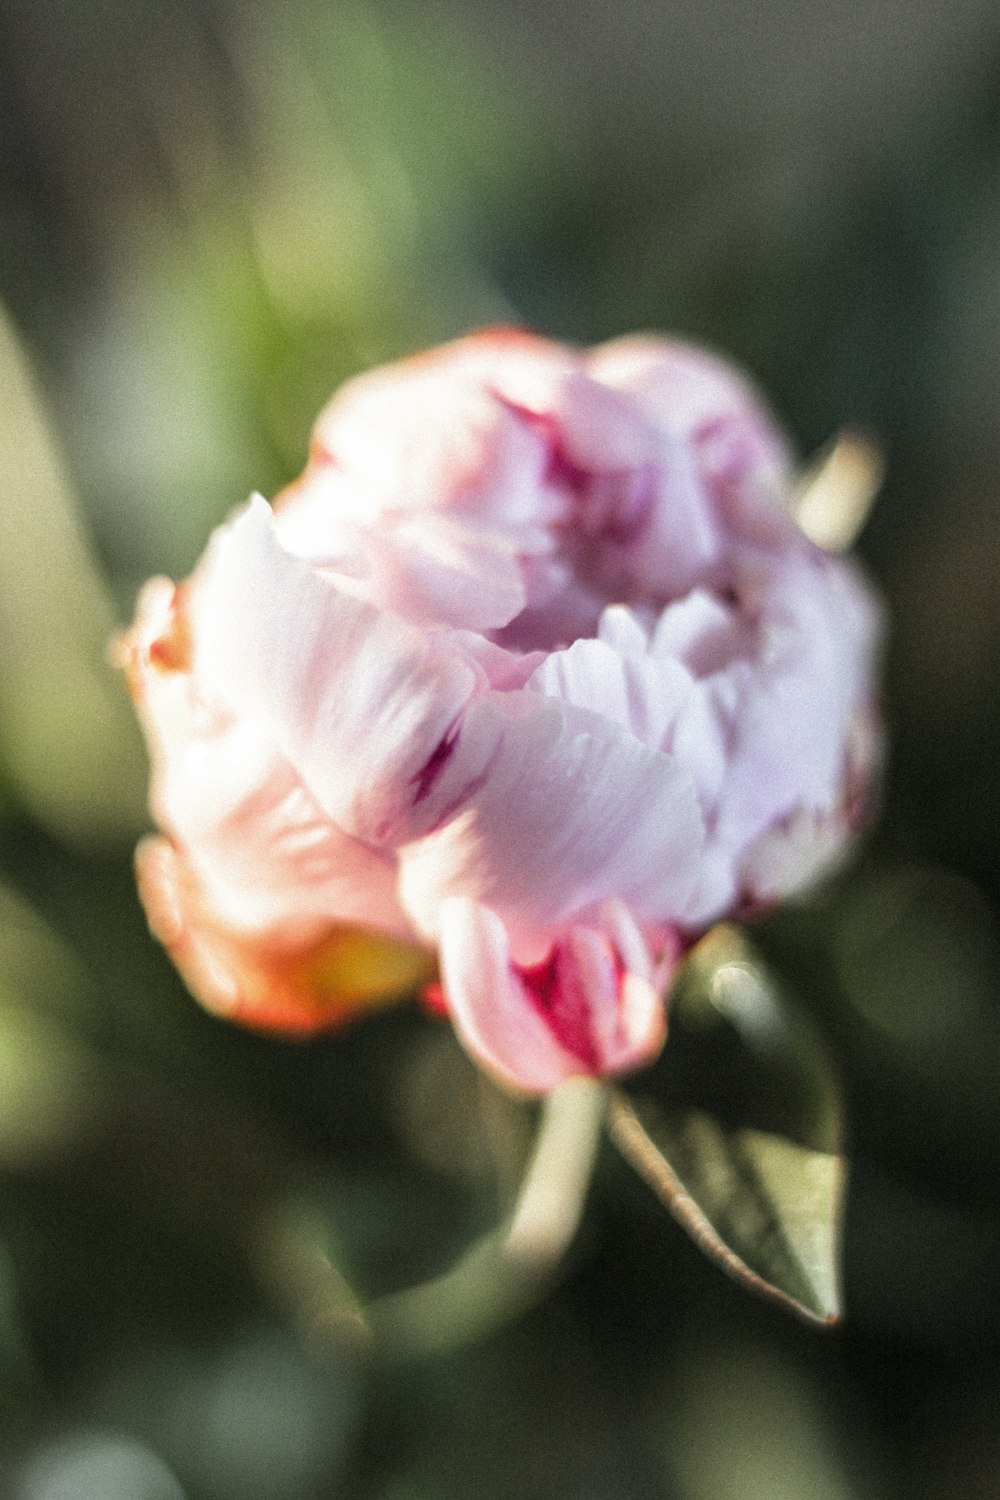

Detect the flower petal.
xmin=709 ymin=550 xmax=878 ymax=853
xmin=308 ymin=329 xmax=575 ymax=528
xmin=122 ymin=574 xmax=411 ymax=938
xmin=588 ymin=334 xmax=796 ymax=545
xmin=526 ymin=630 xmax=694 ymax=752
xmin=439 ymin=896 xmax=669 ymax=1093
xmin=137 ymin=837 xmax=432 ymax=1036
xmin=582 ymin=899 xmax=671 ymax=1073
xmin=438 ymin=897 xmax=583 ymax=1093
xmin=356 ymin=511 xmax=530 ymax=631
xmin=192 ymin=497 xmax=482 ymax=846
xmin=398 ymin=692 xmax=705 ymax=956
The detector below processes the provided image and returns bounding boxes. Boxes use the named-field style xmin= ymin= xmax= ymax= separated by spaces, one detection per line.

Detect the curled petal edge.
xmin=438 ymin=895 xmax=676 ymax=1095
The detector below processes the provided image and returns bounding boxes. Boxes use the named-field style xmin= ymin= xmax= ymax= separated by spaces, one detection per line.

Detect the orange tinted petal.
xmin=137 ymin=836 xmax=433 ymax=1037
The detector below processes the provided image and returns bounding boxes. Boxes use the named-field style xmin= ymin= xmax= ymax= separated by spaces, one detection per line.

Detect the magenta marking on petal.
xmin=544 ymin=443 xmax=589 ymax=494
xmin=491 ymin=393 xmax=590 ymax=494
xmin=420 ymin=733 xmax=506 ymax=836
xmin=410 ymin=726 xmax=459 ymax=805
xmin=518 ymin=944 xmax=600 ymax=1072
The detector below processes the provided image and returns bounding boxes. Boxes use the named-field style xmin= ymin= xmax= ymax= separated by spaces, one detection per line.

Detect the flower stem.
xmin=367 ymin=1077 xmax=607 ymax=1358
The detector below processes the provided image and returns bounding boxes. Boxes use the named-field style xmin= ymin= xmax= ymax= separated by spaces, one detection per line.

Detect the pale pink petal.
xmin=447 ymin=632 xmax=547 ymax=690
xmin=307 ymin=331 xmax=573 ymax=533
xmin=489 ymin=573 xmax=608 ymax=655
xmin=498 ymin=362 xmax=726 ymax=603
xmin=616 ymin=449 xmax=725 ymax=598
xmin=438 ymin=897 xmax=583 ymax=1093
xmin=588 ymin=334 xmax=796 ymax=546
xmin=356 ymin=512 xmax=529 ymax=631
xmin=666 ymin=677 xmax=731 ymax=815
xmin=191 ymin=497 xmax=482 ymax=847
xmin=312 ymin=355 xmax=533 ymax=512
xmin=479 ymin=349 xmax=708 ymax=606
xmin=532 ymin=604 xmax=734 ymax=819
xmin=739 ymin=805 xmax=849 ymax=905
xmin=122 ymin=574 xmax=412 ymax=938
xmin=272 ymin=463 xmax=383 ymax=546
xmin=276 ymin=471 xmax=541 ymax=633
xmin=596 ymin=603 xmax=653 ymax=657
xmin=709 ymin=550 xmax=874 ymax=853
xmin=168 ymin=750 xmax=411 ymax=937
xmin=650 ymin=588 xmax=746 ymax=676
xmin=588 ymin=334 xmax=791 ymax=478
xmin=583 ymin=900 xmax=669 ymax=1073
xmin=739 ymin=697 xmax=882 ymax=906
xmin=270 ymin=335 xmax=590 ymax=635
xmin=538 ymin=369 xmax=659 ymax=475
xmin=398 ymin=693 xmax=705 ymax=956
xmin=525 ymin=634 xmax=694 ymax=753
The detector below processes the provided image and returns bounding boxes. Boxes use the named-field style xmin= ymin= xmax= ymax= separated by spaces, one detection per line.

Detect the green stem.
xmin=366 ymin=1076 xmax=607 ymax=1358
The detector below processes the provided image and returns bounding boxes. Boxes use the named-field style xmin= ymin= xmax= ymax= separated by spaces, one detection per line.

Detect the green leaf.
xmin=608 ymin=1097 xmax=843 ymax=1325
xmin=611 ymin=924 xmax=846 ymax=1326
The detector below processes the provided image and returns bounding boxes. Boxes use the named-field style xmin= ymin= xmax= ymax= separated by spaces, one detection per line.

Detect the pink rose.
xmin=120 ymin=328 xmax=881 ymax=1093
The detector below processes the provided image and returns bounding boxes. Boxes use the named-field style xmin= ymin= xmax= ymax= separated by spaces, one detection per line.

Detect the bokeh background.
xmin=1 ymin=0 xmax=1000 ymax=1495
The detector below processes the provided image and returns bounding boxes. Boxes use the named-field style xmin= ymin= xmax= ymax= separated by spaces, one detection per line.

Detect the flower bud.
xmin=120 ymin=329 xmax=882 ymax=1093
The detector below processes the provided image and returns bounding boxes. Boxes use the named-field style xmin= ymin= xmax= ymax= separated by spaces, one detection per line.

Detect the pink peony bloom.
xmin=119 ymin=328 xmax=881 ymax=1093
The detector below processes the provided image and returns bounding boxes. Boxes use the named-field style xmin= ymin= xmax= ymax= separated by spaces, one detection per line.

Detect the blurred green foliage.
xmin=2 ymin=0 xmax=1000 ymax=1495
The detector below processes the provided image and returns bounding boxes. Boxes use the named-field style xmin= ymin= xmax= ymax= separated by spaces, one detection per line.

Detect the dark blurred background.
xmin=1 ymin=0 xmax=1000 ymax=1495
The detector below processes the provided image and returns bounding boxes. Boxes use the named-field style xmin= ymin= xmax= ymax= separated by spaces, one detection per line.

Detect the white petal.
xmin=709 ymin=550 xmax=865 ymax=852
xmin=587 ymin=334 xmax=791 ymax=476
xmin=597 ymin=604 xmax=653 ymax=658
xmin=650 ymin=588 xmax=744 ymax=675
xmin=360 ymin=511 xmax=529 ymax=630
xmin=740 ymin=805 xmax=848 ymax=902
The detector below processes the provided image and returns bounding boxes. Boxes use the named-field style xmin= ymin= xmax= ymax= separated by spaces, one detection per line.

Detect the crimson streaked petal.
xmin=439 ymin=897 xmax=669 ymax=1095
xmin=438 ymin=897 xmax=583 ymax=1093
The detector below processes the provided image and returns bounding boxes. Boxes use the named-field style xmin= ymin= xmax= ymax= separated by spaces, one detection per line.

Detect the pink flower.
xmin=119 ymin=328 xmax=881 ymax=1093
